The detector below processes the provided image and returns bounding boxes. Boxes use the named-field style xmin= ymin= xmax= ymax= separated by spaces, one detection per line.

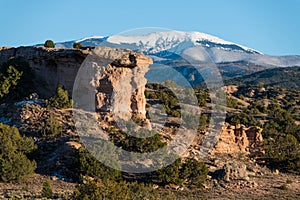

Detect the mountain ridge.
xmin=55 ymin=30 xmax=260 ymax=54
xmin=50 ymin=30 xmax=300 ymax=70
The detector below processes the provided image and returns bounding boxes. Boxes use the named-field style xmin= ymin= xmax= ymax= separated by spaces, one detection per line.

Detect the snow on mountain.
xmin=106 ymin=31 xmax=259 ymax=54
xmin=56 ymin=31 xmax=259 ymax=54
xmin=54 ymin=30 xmax=300 ymax=68
xmin=76 ymin=36 xmax=104 ymax=43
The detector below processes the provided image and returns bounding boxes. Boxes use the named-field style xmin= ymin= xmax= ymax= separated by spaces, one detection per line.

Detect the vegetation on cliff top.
xmin=44 ymin=40 xmax=55 ymax=48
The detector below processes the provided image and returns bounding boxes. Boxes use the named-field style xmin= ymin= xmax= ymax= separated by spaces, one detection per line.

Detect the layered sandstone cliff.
xmin=0 ymin=46 xmax=89 ymax=98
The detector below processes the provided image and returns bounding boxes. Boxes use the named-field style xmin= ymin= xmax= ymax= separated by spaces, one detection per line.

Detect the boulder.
xmin=220 ymin=163 xmax=249 ymax=182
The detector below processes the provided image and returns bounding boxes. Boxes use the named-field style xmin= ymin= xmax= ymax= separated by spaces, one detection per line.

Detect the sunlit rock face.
xmin=0 ymin=46 xmax=153 ymax=121
xmin=89 ymin=47 xmax=153 ymax=121
xmin=212 ymin=123 xmax=263 ymax=156
xmin=69 ymin=46 xmax=153 ymax=132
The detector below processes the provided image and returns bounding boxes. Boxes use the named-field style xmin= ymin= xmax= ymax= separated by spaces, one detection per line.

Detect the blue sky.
xmin=1 ymin=0 xmax=300 ymax=55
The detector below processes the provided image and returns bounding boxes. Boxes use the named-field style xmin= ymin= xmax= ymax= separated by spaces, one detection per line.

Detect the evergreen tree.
xmin=0 ymin=65 xmax=22 ymax=98
xmin=0 ymin=123 xmax=36 ymax=182
xmin=73 ymin=42 xmax=83 ymax=49
xmin=41 ymin=180 xmax=53 ymax=198
xmin=44 ymin=40 xmax=55 ymax=48
xmin=0 ymin=57 xmax=34 ymax=101
xmin=46 ymin=85 xmax=73 ymax=109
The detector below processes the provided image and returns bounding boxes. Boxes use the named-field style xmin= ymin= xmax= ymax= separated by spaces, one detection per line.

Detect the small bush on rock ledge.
xmin=73 ymin=42 xmax=83 ymax=49
xmin=46 ymin=85 xmax=73 ymax=109
xmin=44 ymin=40 xmax=55 ymax=48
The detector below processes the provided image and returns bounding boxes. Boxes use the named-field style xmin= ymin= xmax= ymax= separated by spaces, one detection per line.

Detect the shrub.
xmin=180 ymin=158 xmax=208 ymax=188
xmin=195 ymin=88 xmax=209 ymax=107
xmin=199 ymin=114 xmax=208 ymax=131
xmin=238 ymin=94 xmax=245 ymax=100
xmin=0 ymin=57 xmax=34 ymax=102
xmin=156 ymin=159 xmax=183 ymax=185
xmin=279 ymin=183 xmax=288 ymax=190
xmin=226 ymin=111 xmax=260 ymax=127
xmin=73 ymin=179 xmax=130 ymax=200
xmin=41 ymin=180 xmax=53 ymax=198
xmin=0 ymin=123 xmax=36 ymax=182
xmin=247 ymin=101 xmax=266 ymax=114
xmin=73 ymin=179 xmax=172 ymax=200
xmin=264 ymin=133 xmax=300 ymax=173
xmin=109 ymin=128 xmax=166 ymax=153
xmin=227 ymin=96 xmax=239 ymax=109
xmin=74 ymin=147 xmax=122 ymax=181
xmin=46 ymin=85 xmax=73 ymax=109
xmin=145 ymin=83 xmax=181 ymax=118
xmin=41 ymin=113 xmax=62 ymax=137
xmin=44 ymin=40 xmax=55 ymax=48
xmin=156 ymin=158 xmax=208 ymax=187
xmin=0 ymin=65 xmax=22 ymax=98
xmin=73 ymin=42 xmax=83 ymax=49
xmin=263 ymin=105 xmax=300 ymax=142
xmin=286 ymin=179 xmax=293 ymax=184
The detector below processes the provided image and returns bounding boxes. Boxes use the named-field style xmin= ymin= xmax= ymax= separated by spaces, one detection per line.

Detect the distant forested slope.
xmin=226 ymin=66 xmax=300 ymax=89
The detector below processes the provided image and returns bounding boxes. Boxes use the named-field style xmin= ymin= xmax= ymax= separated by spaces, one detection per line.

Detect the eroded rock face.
xmin=212 ymin=123 xmax=263 ymax=156
xmin=0 ymin=46 xmax=153 ymax=121
xmin=93 ymin=47 xmax=153 ymax=120
xmin=0 ymin=46 xmax=89 ymax=98
xmin=72 ymin=47 xmax=153 ymax=125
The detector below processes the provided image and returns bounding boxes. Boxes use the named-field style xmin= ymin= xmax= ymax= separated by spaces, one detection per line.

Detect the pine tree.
xmin=41 ymin=180 xmax=53 ymax=198
xmin=46 ymin=85 xmax=73 ymax=109
xmin=44 ymin=40 xmax=55 ymax=48
xmin=0 ymin=123 xmax=36 ymax=182
xmin=73 ymin=42 xmax=83 ymax=49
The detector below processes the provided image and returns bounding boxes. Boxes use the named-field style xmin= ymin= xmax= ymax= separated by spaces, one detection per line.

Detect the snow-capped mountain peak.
xmin=52 ymin=30 xmax=300 ymax=74
xmin=55 ymin=30 xmax=260 ymax=55
xmin=106 ymin=30 xmax=260 ymax=54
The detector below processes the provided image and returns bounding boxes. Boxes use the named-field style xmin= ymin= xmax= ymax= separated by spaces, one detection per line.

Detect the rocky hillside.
xmin=0 ymin=46 xmax=300 ymax=199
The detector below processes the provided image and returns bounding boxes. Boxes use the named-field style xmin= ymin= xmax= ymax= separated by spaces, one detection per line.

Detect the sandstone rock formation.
xmin=94 ymin=47 xmax=152 ymax=121
xmin=212 ymin=123 xmax=263 ymax=156
xmin=72 ymin=47 xmax=153 ymax=125
xmin=0 ymin=46 xmax=153 ymax=123
xmin=0 ymin=46 xmax=89 ymax=98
